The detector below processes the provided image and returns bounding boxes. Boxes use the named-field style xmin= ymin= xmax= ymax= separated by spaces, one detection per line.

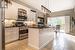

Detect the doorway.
xmin=47 ymin=16 xmax=71 ymax=50
xmin=47 ymin=16 xmax=70 ymax=34
xmin=47 ymin=16 xmax=65 ymax=32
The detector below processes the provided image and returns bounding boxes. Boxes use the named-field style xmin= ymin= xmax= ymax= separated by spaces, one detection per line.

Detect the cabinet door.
xmin=28 ymin=11 xmax=36 ymax=22
xmin=5 ymin=27 xmax=19 ymax=43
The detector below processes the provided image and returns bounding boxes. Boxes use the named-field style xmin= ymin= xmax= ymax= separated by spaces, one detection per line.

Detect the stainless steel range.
xmin=19 ymin=26 xmax=28 ymax=40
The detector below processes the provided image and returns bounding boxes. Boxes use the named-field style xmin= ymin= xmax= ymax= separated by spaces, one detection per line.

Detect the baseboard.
xmin=5 ymin=39 xmax=19 ymax=45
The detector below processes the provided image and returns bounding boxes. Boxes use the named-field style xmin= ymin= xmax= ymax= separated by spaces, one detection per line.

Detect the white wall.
xmin=49 ymin=0 xmax=74 ymax=12
xmin=5 ymin=1 xmax=38 ymax=21
xmin=5 ymin=1 xmax=30 ymax=20
xmin=65 ymin=16 xmax=70 ymax=33
xmin=5 ymin=1 xmax=38 ymax=26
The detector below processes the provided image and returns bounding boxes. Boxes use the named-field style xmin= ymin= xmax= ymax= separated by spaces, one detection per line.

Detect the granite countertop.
xmin=5 ymin=25 xmax=20 ymax=28
xmin=29 ymin=26 xmax=50 ymax=29
xmin=5 ymin=25 xmax=50 ymax=29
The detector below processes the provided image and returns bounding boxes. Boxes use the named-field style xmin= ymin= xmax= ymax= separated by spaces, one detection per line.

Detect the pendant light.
xmin=1 ymin=0 xmax=12 ymax=8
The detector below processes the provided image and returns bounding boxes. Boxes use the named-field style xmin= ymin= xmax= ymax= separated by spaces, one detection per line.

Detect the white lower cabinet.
xmin=28 ymin=28 xmax=54 ymax=49
xmin=5 ymin=27 xmax=19 ymax=43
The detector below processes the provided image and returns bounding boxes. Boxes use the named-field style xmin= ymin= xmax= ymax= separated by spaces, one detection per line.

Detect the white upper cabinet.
xmin=28 ymin=11 xmax=36 ymax=22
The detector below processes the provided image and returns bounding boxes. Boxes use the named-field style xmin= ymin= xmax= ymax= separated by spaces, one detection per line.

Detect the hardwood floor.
xmin=5 ymin=32 xmax=75 ymax=50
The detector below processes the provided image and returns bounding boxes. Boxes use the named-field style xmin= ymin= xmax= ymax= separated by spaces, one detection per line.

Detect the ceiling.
xmin=49 ymin=0 xmax=75 ymax=12
xmin=19 ymin=0 xmax=75 ymax=12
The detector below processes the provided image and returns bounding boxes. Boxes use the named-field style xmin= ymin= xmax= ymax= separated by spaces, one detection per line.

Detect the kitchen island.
xmin=28 ymin=27 xmax=54 ymax=50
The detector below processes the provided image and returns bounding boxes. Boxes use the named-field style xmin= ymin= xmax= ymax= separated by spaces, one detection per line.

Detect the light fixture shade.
xmin=1 ymin=0 xmax=12 ymax=8
xmin=4 ymin=0 xmax=12 ymax=4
